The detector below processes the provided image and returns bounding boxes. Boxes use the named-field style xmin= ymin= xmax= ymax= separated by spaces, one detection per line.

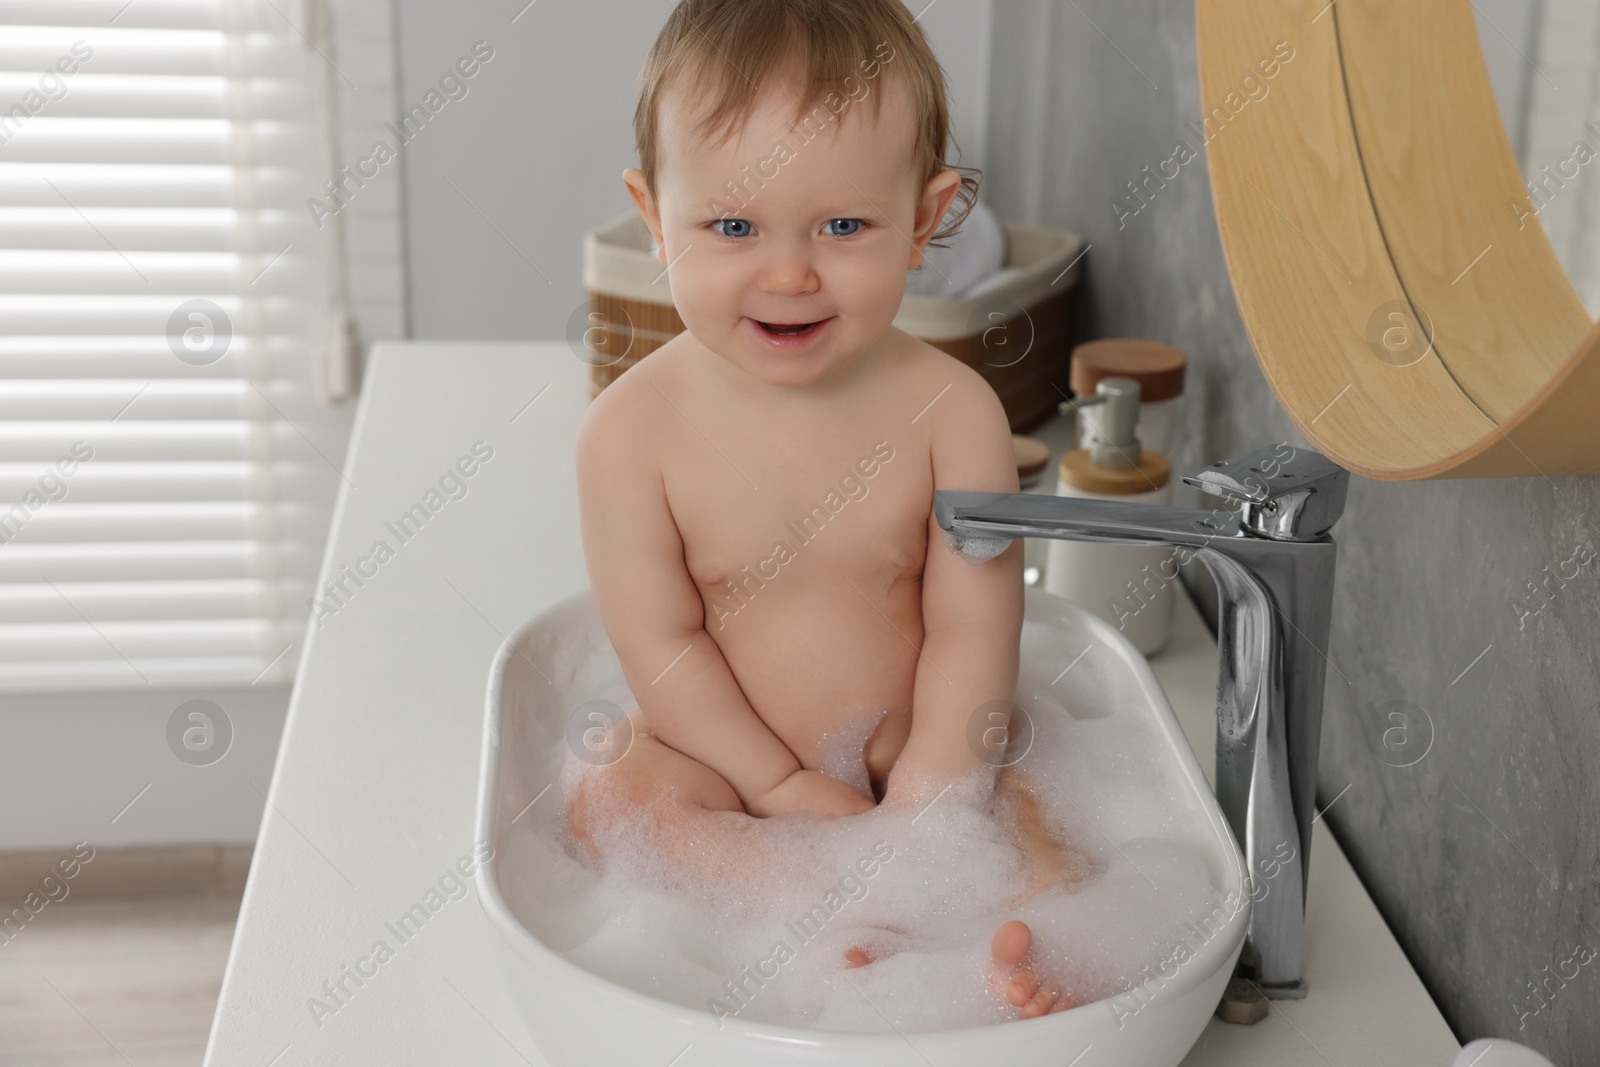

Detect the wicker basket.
xmin=581 ymin=212 xmax=1085 ymax=432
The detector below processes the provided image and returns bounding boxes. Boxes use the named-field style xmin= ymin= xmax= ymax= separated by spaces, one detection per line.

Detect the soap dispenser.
xmin=1043 ymin=376 xmax=1176 ymax=655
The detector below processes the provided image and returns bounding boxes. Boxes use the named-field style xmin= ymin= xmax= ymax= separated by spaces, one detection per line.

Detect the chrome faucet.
xmin=935 ymin=442 xmax=1350 ymax=997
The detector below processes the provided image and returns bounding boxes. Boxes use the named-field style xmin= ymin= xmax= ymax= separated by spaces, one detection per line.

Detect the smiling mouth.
xmin=756 ymin=319 xmax=826 ymax=337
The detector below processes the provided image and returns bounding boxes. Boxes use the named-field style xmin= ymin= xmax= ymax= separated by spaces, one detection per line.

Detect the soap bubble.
xmin=940 ymin=527 xmax=1009 ymax=564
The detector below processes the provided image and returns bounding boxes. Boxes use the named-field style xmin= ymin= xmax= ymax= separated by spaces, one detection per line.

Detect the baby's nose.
xmin=756 ymin=247 xmax=821 ymax=296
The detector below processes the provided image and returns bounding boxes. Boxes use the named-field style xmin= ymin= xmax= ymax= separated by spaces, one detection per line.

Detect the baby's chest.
xmin=664 ymin=437 xmax=931 ymax=590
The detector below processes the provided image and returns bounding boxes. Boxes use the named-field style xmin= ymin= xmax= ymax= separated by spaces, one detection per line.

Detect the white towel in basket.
xmin=904 ymin=197 xmax=1008 ymax=299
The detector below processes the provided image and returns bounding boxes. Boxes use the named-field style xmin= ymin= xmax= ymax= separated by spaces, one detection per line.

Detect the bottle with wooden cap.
xmin=1070 ymin=339 xmax=1187 ymax=459
xmin=1044 ymin=376 xmax=1176 ymax=655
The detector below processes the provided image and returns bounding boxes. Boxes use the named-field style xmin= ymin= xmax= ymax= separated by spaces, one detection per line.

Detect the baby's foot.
xmin=989 ymin=920 xmax=1073 ymax=1018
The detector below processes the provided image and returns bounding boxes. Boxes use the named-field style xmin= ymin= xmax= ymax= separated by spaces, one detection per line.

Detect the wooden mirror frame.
xmin=1197 ymin=0 xmax=1600 ymax=480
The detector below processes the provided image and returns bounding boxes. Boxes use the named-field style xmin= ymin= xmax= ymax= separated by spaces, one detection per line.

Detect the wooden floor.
xmin=0 ymin=893 xmax=239 ymax=1066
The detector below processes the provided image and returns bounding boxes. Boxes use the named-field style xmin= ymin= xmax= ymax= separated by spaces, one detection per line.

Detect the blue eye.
xmin=713 ymin=218 xmax=753 ymax=238
xmin=827 ymin=218 xmax=864 ymax=237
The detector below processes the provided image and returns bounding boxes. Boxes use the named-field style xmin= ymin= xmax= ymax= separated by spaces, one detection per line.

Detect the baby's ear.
xmin=622 ymin=168 xmax=667 ymax=267
xmin=910 ymin=169 xmax=963 ymax=267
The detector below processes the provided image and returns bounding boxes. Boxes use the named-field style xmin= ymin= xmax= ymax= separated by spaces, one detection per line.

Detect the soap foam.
xmin=940 ymin=527 xmax=1011 ymax=565
xmin=815 ymin=708 xmax=886 ymax=798
xmin=496 ymin=604 xmax=1230 ymax=1035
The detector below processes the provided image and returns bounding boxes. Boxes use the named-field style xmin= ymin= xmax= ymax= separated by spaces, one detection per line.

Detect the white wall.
xmin=394 ymin=0 xmax=996 ymax=340
xmin=0 ymin=688 xmax=287 ymax=850
xmin=1471 ymin=0 xmax=1541 ymax=167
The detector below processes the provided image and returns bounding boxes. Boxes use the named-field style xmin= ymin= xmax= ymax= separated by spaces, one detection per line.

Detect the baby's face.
xmin=628 ymin=75 xmax=958 ymax=390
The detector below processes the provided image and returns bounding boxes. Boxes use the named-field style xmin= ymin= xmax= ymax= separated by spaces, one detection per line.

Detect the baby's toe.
xmin=991 ymin=919 xmax=1032 ymax=967
xmin=988 ymin=919 xmax=1074 ymax=1017
xmin=1004 ymin=966 xmax=1045 ymax=1007
xmin=990 ymin=919 xmax=1040 ymax=1007
xmin=1022 ymin=981 xmax=1062 ymax=1018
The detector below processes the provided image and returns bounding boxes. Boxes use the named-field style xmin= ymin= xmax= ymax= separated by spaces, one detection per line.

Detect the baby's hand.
xmin=748 ymin=768 xmax=876 ymax=820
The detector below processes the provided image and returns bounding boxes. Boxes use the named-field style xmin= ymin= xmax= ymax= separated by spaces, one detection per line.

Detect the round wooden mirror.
xmin=1197 ymin=0 xmax=1600 ymax=480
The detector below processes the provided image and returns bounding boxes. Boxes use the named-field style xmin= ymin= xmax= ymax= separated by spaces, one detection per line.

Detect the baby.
xmin=570 ymin=0 xmax=1079 ymax=1020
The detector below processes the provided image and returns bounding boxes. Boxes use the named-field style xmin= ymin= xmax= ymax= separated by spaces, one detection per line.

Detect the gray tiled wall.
xmin=983 ymin=2 xmax=1600 ymax=1062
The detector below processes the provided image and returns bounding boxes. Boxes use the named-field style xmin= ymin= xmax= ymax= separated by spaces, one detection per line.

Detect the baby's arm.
xmin=576 ymin=393 xmax=871 ymax=820
xmin=883 ymin=369 xmax=1025 ymax=807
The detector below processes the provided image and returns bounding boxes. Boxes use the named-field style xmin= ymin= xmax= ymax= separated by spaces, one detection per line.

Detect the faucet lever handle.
xmin=1182 ymin=444 xmax=1350 ymax=542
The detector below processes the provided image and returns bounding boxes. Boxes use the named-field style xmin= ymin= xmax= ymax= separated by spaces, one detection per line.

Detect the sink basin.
xmin=473 ymin=587 xmax=1249 ymax=1066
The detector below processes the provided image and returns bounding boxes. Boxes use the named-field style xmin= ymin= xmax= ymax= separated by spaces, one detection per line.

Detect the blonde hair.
xmin=633 ymin=0 xmax=981 ymax=247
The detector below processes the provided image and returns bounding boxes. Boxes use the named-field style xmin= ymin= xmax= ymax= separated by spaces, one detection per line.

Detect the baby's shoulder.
xmin=578 ymin=328 xmax=704 ymax=426
xmin=575 ymin=335 xmax=689 ymax=468
xmin=882 ymin=333 xmax=1015 ymax=485
xmin=885 ymin=329 xmax=1010 ymax=436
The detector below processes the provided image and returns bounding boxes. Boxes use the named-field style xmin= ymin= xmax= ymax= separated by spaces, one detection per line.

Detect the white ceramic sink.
xmin=475 ymin=586 xmax=1250 ymax=1066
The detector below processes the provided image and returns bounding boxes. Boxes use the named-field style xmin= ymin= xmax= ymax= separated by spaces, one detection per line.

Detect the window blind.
xmin=0 ymin=0 xmax=350 ymax=691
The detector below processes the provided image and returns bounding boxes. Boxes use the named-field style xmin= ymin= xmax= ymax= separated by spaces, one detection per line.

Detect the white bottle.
xmin=1044 ymin=377 xmax=1176 ymax=655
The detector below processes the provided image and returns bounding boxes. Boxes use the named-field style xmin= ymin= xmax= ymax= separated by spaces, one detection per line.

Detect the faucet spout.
xmin=936 ymin=444 xmax=1348 ymax=997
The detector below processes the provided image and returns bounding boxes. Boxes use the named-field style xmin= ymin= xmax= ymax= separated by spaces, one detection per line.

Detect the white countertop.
xmin=205 ymin=342 xmax=1460 ymax=1066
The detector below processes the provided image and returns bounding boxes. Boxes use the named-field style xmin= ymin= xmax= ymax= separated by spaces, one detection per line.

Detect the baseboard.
xmin=0 ymin=843 xmax=253 ymax=901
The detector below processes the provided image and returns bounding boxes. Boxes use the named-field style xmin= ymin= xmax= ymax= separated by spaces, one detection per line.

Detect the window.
xmin=0 ymin=0 xmax=363 ymax=691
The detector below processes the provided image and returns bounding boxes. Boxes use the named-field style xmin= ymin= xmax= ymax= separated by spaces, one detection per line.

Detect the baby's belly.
xmin=706 ymin=578 xmax=922 ymax=781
